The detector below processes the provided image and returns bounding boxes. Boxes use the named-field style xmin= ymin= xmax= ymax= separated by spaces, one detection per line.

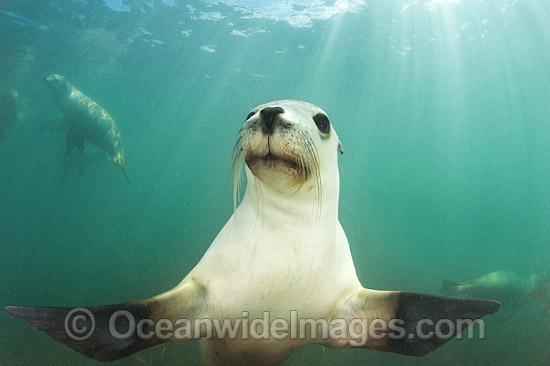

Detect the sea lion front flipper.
xmin=66 ymin=126 xmax=84 ymax=154
xmin=332 ymin=289 xmax=500 ymax=356
xmin=4 ymin=282 xmax=206 ymax=362
xmin=4 ymin=301 xmax=162 ymax=362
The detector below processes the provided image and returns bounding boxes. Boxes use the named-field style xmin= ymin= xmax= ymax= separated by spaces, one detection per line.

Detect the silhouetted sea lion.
xmin=0 ymin=89 xmax=17 ymax=143
xmin=44 ymin=74 xmax=129 ymax=183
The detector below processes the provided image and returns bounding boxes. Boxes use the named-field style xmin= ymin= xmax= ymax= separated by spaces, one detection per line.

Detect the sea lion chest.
xmin=187 ymin=209 xmax=360 ymax=321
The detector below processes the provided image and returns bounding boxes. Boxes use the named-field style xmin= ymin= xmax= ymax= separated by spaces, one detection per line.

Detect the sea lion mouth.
xmin=264 ymin=152 xmax=298 ymax=169
xmin=243 ymin=139 xmax=314 ymax=184
xmin=245 ymin=151 xmax=300 ymax=172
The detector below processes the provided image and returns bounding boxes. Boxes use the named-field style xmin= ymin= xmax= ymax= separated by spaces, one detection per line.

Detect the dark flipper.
xmin=4 ymin=283 xmax=203 ymax=362
xmin=336 ymin=289 xmax=500 ymax=357
xmin=66 ymin=127 xmax=84 ymax=155
xmin=387 ymin=292 xmax=500 ymax=356
xmin=4 ymin=301 xmax=165 ymax=362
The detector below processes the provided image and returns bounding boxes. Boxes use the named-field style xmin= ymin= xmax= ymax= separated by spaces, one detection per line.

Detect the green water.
xmin=1 ymin=0 xmax=549 ymax=364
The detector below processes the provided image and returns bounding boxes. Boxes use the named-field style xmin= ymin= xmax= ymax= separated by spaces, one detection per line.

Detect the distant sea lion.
xmin=5 ymin=100 xmax=499 ymax=365
xmin=442 ymin=270 xmax=541 ymax=321
xmin=44 ymin=74 xmax=129 ymax=183
xmin=0 ymin=89 xmax=17 ymax=142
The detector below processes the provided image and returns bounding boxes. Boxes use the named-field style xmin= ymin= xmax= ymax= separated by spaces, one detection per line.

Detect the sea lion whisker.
xmin=232 ymin=137 xmax=246 ymax=212
xmin=299 ymin=130 xmax=322 ymax=218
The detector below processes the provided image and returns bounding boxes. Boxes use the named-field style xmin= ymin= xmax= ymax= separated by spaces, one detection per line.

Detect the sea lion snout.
xmin=44 ymin=74 xmax=59 ymax=85
xmin=260 ymin=106 xmax=284 ymax=135
xmin=235 ymin=101 xmax=326 ymax=194
xmin=43 ymin=75 xmax=54 ymax=88
xmin=44 ymin=74 xmax=70 ymax=95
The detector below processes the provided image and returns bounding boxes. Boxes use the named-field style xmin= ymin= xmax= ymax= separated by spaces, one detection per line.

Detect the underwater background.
xmin=1 ymin=0 xmax=549 ymax=364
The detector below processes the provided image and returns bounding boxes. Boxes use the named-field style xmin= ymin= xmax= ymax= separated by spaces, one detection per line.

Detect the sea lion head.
xmin=44 ymin=74 xmax=72 ymax=97
xmin=233 ymin=100 xmax=343 ymax=201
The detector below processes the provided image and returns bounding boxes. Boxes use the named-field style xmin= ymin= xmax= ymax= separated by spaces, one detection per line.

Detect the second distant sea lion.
xmin=442 ymin=270 xmax=540 ymax=320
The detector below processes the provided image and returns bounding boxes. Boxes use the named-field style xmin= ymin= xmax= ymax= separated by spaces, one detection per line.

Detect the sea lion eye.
xmin=246 ymin=111 xmax=255 ymax=121
xmin=313 ymin=113 xmax=330 ymax=134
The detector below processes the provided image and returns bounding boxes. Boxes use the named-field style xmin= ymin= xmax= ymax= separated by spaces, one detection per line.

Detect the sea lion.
xmin=4 ymin=100 xmax=499 ymax=365
xmin=441 ymin=271 xmax=541 ymax=321
xmin=43 ymin=74 xmax=129 ymax=183
xmin=0 ymin=89 xmax=17 ymax=143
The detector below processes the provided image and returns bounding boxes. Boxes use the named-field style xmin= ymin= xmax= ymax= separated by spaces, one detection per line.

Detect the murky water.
xmin=1 ymin=0 xmax=549 ymax=364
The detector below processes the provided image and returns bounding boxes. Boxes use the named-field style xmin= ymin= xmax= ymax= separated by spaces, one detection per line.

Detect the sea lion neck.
xmin=241 ymin=165 xmax=340 ymax=226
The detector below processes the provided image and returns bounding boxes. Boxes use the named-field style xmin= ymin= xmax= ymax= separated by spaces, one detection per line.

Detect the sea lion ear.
xmin=337 ymin=141 xmax=344 ymax=154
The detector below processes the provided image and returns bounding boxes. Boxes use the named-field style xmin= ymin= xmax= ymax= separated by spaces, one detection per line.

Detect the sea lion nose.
xmin=260 ymin=106 xmax=284 ymax=135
